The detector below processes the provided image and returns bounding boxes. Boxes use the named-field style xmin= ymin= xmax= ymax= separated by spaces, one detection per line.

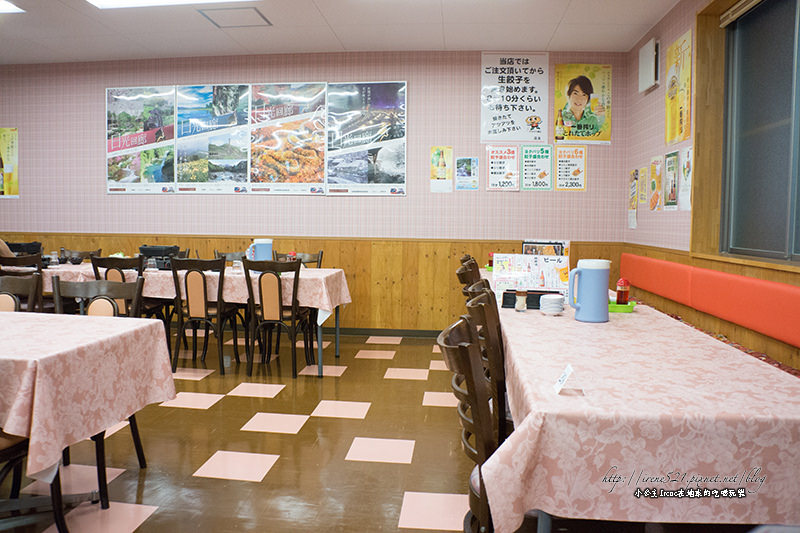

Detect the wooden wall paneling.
xmin=692 ymin=13 xmax=726 ymax=255
xmin=338 ymin=239 xmax=372 ymax=328
xmin=370 ymin=240 xmax=404 ymax=329
xmin=399 ymin=240 xmax=421 ymax=329
xmin=414 ymin=241 xmax=452 ymax=331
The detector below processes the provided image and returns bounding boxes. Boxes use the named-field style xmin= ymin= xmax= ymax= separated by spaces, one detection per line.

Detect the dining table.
xmin=0 ymin=311 xmax=176 ymax=482
xmin=481 ymin=300 xmax=800 ymax=533
xmin=31 ymin=262 xmax=352 ymax=377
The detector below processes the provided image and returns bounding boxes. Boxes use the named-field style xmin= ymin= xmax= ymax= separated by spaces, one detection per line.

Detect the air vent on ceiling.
xmin=198 ymin=7 xmax=271 ymax=29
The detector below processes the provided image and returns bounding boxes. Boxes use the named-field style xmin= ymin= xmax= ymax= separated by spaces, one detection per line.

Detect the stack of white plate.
xmin=539 ymin=294 xmax=564 ymax=315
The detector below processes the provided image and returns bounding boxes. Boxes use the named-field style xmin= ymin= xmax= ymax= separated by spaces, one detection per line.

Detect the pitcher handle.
xmin=568 ymin=268 xmax=581 ymax=311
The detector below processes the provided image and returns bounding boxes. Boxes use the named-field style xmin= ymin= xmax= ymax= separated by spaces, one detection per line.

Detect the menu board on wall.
xmin=481 ymin=52 xmax=549 ymax=144
xmin=106 ymin=86 xmax=176 ymax=194
xmin=326 ymin=82 xmax=407 ymax=196
xmin=486 ymin=145 xmax=519 ymax=191
xmin=520 ymin=144 xmax=553 ymax=191
xmin=555 ymin=145 xmax=586 ymax=191
xmin=0 ymin=127 xmax=19 ymax=198
xmin=250 ymin=83 xmax=326 ymax=195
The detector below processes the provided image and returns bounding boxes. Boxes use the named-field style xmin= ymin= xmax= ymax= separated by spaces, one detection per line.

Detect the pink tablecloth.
xmin=35 ymin=264 xmax=351 ymax=312
xmin=482 ymin=303 xmax=800 ymax=532
xmin=0 ymin=312 xmax=176 ymax=479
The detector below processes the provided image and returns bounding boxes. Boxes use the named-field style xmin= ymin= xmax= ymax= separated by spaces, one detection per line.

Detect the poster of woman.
xmin=553 ymin=64 xmax=612 ymax=144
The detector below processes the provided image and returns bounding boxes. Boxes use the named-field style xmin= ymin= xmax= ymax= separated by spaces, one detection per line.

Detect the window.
xmin=721 ymin=0 xmax=800 ymax=260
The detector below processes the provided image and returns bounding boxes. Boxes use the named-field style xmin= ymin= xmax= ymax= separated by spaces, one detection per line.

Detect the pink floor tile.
xmin=397 ymin=491 xmax=469 ymax=531
xmin=384 ymin=368 xmax=430 ymax=381
xmin=173 ymin=368 xmax=215 ymax=381
xmin=296 ymin=340 xmax=331 ymax=348
xmin=42 ymin=501 xmax=158 ymax=533
xmin=355 ymin=349 xmax=396 ymax=360
xmin=432 ymin=345 xmax=441 ymax=353
xmin=310 ymin=400 xmax=371 ymax=419
xmin=227 ymin=382 xmax=285 ymax=398
xmin=366 ymin=336 xmax=403 ymax=345
xmin=345 ymin=437 xmax=415 ymax=464
xmin=428 ymin=360 xmax=449 ymax=371
xmin=422 ymin=391 xmax=459 ymax=407
xmin=193 ymin=450 xmax=279 ymax=482
xmin=224 ymin=338 xmax=248 ymax=345
xmin=159 ymin=392 xmax=224 ymax=410
xmin=298 ymin=365 xmax=347 ymax=377
xmin=241 ymin=412 xmax=309 ymax=434
xmin=23 ymin=464 xmax=125 ymax=496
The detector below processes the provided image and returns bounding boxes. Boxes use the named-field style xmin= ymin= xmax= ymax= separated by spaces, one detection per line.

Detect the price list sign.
xmin=555 ymin=145 xmax=586 ymax=191
xmin=486 ymin=145 xmax=520 ymax=191
xmin=521 ymin=144 xmax=553 ymax=191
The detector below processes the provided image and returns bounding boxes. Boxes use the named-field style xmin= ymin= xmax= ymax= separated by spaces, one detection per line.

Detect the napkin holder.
xmin=501 ymin=289 xmax=561 ymax=309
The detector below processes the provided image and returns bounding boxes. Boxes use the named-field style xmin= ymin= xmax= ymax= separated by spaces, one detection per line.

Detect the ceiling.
xmin=0 ymin=0 xmax=682 ymax=66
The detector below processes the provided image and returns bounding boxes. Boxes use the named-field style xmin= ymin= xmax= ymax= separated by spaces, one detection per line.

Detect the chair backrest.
xmin=60 ymin=248 xmax=101 ymax=261
xmin=242 ymin=258 xmax=301 ymax=323
xmin=87 ymin=295 xmax=118 ymax=317
xmin=0 ymin=272 xmax=41 ymax=312
xmin=170 ymin=257 xmax=225 ymax=319
xmin=0 ymin=253 xmax=43 ymax=273
xmin=52 ymin=275 xmax=144 ymax=317
xmin=456 ymin=259 xmax=480 ymax=298
xmin=274 ymin=250 xmax=323 ymax=268
xmin=437 ymin=316 xmax=497 ymax=465
xmin=91 ymin=255 xmax=145 ymax=280
xmin=0 ymin=292 xmax=20 ymax=312
xmin=465 ymin=278 xmax=491 ymax=301
xmin=460 ymin=254 xmax=474 ymax=265
xmin=214 ymin=250 xmax=246 ymax=262
xmin=7 ymin=241 xmax=42 ymax=256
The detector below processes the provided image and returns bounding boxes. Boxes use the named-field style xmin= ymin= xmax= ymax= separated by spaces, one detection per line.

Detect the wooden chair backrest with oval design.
xmin=0 ymin=272 xmax=41 ymax=312
xmin=273 ymin=250 xmax=323 ymax=268
xmin=169 ymin=257 xmax=244 ymax=376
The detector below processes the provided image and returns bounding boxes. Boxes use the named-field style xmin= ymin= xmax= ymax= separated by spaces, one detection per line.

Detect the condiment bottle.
xmin=515 ymin=290 xmax=527 ymax=312
xmin=615 ymin=277 xmax=630 ymax=305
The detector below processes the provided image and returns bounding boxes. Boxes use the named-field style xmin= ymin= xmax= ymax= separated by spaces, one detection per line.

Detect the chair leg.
xmin=62 ymin=448 xmax=71 ymax=466
xmin=10 ymin=459 xmax=22 ymax=498
xmin=50 ymin=468 xmax=70 ymax=533
xmin=216 ymin=322 xmax=225 ymax=376
xmin=128 ymin=415 xmax=146 ymax=469
xmin=230 ymin=315 xmax=240 ymax=364
xmin=288 ymin=326 xmax=297 ymax=378
xmin=275 ymin=327 xmax=281 ymax=355
xmin=264 ymin=326 xmax=271 ymax=364
xmin=90 ymin=431 xmax=109 ymax=509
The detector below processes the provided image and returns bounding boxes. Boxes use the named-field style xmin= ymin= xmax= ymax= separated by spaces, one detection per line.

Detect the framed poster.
xmin=481 ymin=52 xmax=549 ymax=143
xmin=486 ymin=145 xmax=519 ymax=191
xmin=326 ymin=82 xmax=407 ymax=196
xmin=249 ymin=83 xmax=326 ymax=195
xmin=106 ymin=86 xmax=176 ymax=194
xmin=554 ymin=64 xmax=612 ymax=144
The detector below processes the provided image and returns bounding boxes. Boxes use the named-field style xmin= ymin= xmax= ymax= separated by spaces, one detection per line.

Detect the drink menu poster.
xmin=493 ymin=253 xmax=570 ymax=294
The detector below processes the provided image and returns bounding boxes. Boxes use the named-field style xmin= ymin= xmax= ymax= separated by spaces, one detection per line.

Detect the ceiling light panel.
xmin=85 ymin=0 xmax=252 ymax=9
xmin=0 ymin=0 xmax=24 ymax=13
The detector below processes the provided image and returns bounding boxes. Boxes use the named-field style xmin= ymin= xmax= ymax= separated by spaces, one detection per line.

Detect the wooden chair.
xmin=0 ymin=431 xmax=70 ymax=533
xmin=60 ymin=248 xmax=101 ymax=263
xmin=242 ymin=258 xmax=311 ymax=378
xmin=214 ymin=250 xmax=246 ymax=262
xmin=273 ymin=250 xmax=323 ymax=268
xmin=466 ymin=288 xmax=513 ymax=446
xmin=437 ymin=316 xmax=497 ymax=533
xmin=51 ymin=275 xmax=147 ymax=511
xmin=170 ymin=257 xmax=244 ymax=375
xmin=6 ymin=241 xmax=42 ymax=256
xmin=0 ymin=256 xmax=43 ymax=311
xmin=0 ymin=273 xmax=41 ymax=312
xmin=456 ymin=258 xmax=480 ymax=300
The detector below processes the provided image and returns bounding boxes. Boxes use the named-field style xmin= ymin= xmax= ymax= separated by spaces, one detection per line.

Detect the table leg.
xmin=537 ymin=510 xmax=552 ymax=533
xmin=335 ymin=306 xmax=340 ymax=358
xmin=317 ymin=323 xmax=323 ymax=377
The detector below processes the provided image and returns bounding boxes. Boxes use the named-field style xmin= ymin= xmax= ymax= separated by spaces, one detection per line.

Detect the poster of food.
xmin=638 ymin=166 xmax=648 ymax=203
xmin=679 ymin=147 xmax=693 ymax=210
xmin=430 ymin=146 xmax=453 ymax=193
xmin=521 ymin=144 xmax=553 ymax=191
xmin=649 ymin=155 xmax=664 ymax=211
xmin=455 ymin=157 xmax=479 ymax=191
xmin=326 ymin=82 xmax=406 ymax=196
xmin=555 ymin=145 xmax=586 ymax=191
xmin=0 ymin=128 xmax=19 ymax=198
xmin=628 ymin=168 xmax=638 ymax=228
xmin=553 ymin=64 xmax=612 ymax=144
xmin=665 ymin=30 xmax=692 ymax=145
xmin=106 ymin=86 xmax=176 ymax=194
xmin=486 ymin=145 xmax=519 ymax=191
xmin=250 ymin=83 xmax=326 ymax=195
xmin=480 ymin=52 xmax=549 ymax=143
xmin=664 ymin=151 xmax=679 ymax=210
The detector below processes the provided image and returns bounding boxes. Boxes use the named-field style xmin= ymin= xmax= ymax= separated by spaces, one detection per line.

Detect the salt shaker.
xmin=515 ymin=290 xmax=527 ymax=312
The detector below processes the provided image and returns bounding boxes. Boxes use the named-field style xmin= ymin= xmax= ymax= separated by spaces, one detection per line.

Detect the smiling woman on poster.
xmin=562 ymin=75 xmax=605 ymax=137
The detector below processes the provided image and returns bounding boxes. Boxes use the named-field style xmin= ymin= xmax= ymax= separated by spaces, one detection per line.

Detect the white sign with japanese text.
xmin=555 ymin=145 xmax=586 ymax=191
xmin=486 ymin=145 xmax=520 ymax=191
xmin=521 ymin=144 xmax=553 ymax=191
xmin=481 ymin=52 xmax=549 ymax=143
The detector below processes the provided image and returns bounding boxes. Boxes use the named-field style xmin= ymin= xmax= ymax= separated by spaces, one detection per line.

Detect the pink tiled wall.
xmin=1 ymin=0 xmax=706 ymax=248
xmin=623 ymin=0 xmax=709 ymax=251
xmin=0 ymin=50 xmax=628 ymax=242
